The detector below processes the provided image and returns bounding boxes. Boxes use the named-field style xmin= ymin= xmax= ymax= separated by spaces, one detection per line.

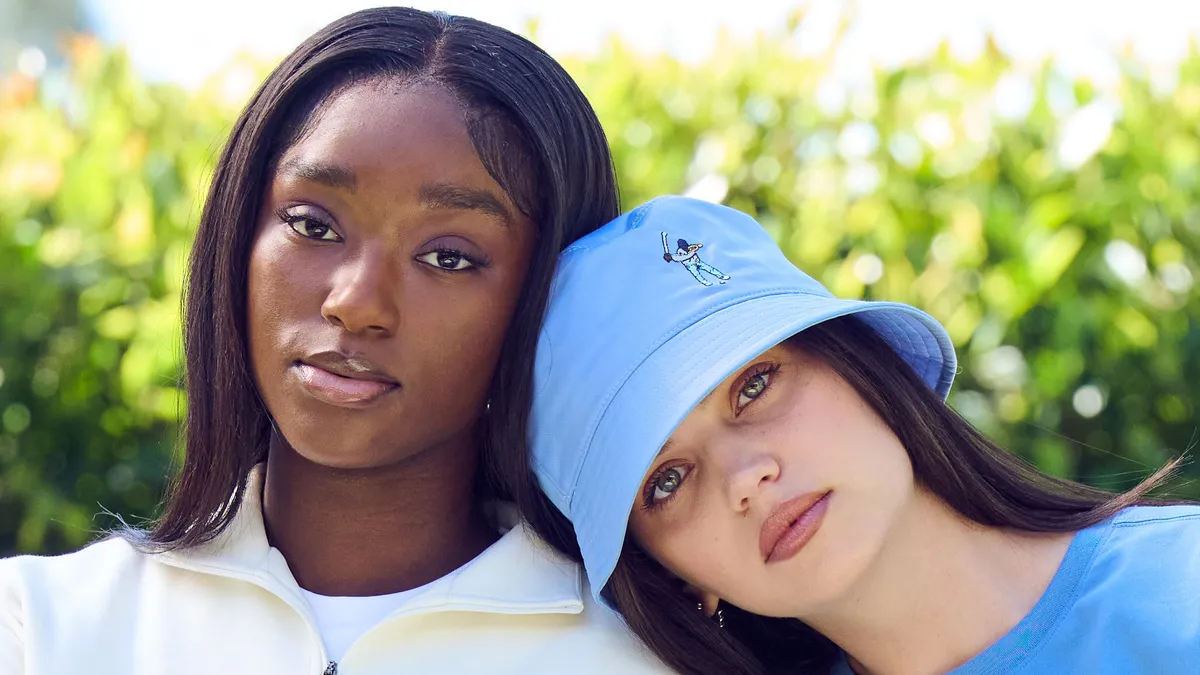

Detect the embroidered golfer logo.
xmin=661 ymin=232 xmax=731 ymax=287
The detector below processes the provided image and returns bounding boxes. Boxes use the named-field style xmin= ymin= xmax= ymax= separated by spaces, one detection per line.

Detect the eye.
xmin=642 ymin=464 xmax=693 ymax=510
xmin=735 ymin=363 xmax=780 ymax=413
xmin=416 ymin=249 xmax=479 ymax=271
xmin=279 ymin=209 xmax=341 ymax=242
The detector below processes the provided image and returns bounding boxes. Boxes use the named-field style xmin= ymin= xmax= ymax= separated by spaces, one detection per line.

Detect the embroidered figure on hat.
xmin=660 ymin=232 xmax=731 ymax=287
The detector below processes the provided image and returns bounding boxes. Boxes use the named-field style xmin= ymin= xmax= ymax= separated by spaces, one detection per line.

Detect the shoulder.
xmin=1110 ymin=503 xmax=1200 ymax=528
xmin=571 ymin=581 xmax=671 ymax=672
xmin=1075 ymin=505 xmax=1200 ymax=625
xmin=1 ymin=536 xmax=156 ymax=625
xmin=1034 ymin=505 xmax=1200 ymax=671
xmin=1090 ymin=504 xmax=1200 ymax=571
xmin=490 ymin=577 xmax=668 ymax=673
xmin=1 ymin=537 xmax=150 ymax=673
xmin=2 ymin=535 xmax=147 ymax=588
xmin=1102 ymin=504 xmax=1200 ymax=558
xmin=456 ymin=519 xmax=669 ymax=672
xmin=1095 ymin=504 xmax=1200 ymax=583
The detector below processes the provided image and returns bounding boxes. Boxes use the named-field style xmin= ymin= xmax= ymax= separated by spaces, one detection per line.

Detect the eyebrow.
xmin=420 ymin=183 xmax=512 ymax=228
xmin=277 ymin=159 xmax=357 ymax=192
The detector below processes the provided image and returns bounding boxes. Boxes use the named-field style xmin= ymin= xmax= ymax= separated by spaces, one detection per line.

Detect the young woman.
xmin=529 ymin=195 xmax=1199 ymax=675
xmin=0 ymin=8 xmax=669 ymax=674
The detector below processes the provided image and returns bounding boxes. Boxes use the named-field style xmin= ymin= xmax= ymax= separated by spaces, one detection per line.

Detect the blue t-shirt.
xmin=832 ymin=505 xmax=1200 ymax=674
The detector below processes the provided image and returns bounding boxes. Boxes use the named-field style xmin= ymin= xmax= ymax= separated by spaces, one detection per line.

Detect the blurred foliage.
xmin=2 ymin=18 xmax=1199 ymax=554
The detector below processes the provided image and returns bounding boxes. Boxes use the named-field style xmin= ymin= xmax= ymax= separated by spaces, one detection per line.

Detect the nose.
xmin=321 ymin=250 xmax=400 ymax=336
xmin=723 ymin=445 xmax=781 ymax=513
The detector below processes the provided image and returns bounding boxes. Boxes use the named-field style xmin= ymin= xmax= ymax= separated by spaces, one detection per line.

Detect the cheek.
xmin=778 ymin=383 xmax=906 ymax=482
xmin=247 ymin=233 xmax=286 ymax=353
xmin=791 ymin=397 xmax=915 ymax=584
xmin=400 ymin=268 xmax=529 ymax=401
xmin=633 ymin=513 xmax=745 ymax=598
xmin=842 ymin=428 xmax=915 ymax=543
xmin=402 ymin=224 xmax=535 ymax=385
xmin=247 ymin=231 xmax=319 ymax=351
xmin=414 ymin=294 xmax=508 ymax=367
xmin=824 ymin=400 xmax=913 ymax=496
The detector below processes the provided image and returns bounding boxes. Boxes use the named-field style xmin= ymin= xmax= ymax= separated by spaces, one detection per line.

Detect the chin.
xmin=300 ymin=452 xmax=380 ymax=471
xmin=282 ymin=444 xmax=378 ymax=470
xmin=275 ymin=425 xmax=399 ymax=470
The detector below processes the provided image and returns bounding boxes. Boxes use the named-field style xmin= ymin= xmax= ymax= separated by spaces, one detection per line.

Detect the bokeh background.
xmin=2 ymin=0 xmax=1199 ymax=555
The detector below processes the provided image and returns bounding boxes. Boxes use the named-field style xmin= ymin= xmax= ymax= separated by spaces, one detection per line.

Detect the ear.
xmin=683 ymin=582 xmax=722 ymax=617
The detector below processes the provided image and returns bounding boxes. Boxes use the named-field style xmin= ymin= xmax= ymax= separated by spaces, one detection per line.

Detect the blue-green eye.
xmin=652 ymin=465 xmax=691 ymax=502
xmin=733 ymin=362 xmax=782 ymax=415
xmin=737 ymin=373 xmax=770 ymax=407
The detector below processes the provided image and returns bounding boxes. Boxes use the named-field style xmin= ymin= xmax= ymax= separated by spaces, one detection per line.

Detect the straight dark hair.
xmin=146 ymin=7 xmax=619 ymax=549
xmin=528 ymin=315 xmax=1185 ymax=674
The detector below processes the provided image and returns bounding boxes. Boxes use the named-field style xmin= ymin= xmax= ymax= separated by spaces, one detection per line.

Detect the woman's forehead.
xmin=270 ymin=82 xmax=523 ymax=214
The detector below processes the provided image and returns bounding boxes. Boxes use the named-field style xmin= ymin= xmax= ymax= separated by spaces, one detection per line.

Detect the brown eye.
xmin=416 ymin=250 xmax=478 ymax=271
xmin=287 ymin=217 xmax=340 ymax=242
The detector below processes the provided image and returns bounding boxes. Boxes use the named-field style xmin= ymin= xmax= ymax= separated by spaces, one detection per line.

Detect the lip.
xmin=759 ymin=491 xmax=831 ymax=564
xmin=293 ymin=351 xmax=399 ymax=408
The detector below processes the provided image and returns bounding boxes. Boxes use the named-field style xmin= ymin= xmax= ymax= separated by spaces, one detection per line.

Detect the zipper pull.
xmin=323 ymin=663 xmax=337 ymax=675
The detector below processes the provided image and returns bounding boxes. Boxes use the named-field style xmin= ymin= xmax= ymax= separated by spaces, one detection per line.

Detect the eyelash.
xmin=734 ymin=362 xmax=781 ymax=415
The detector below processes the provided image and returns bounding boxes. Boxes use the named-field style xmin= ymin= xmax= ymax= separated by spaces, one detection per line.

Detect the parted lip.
xmin=299 ymin=351 xmax=399 ymax=385
xmin=759 ymin=490 xmax=830 ymax=561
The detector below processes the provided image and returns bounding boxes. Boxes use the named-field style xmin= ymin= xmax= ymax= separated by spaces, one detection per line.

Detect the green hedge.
xmin=1 ymin=31 xmax=1197 ymax=555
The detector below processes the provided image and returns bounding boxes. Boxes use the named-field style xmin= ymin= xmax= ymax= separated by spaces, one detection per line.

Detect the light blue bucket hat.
xmin=530 ymin=196 xmax=957 ymax=602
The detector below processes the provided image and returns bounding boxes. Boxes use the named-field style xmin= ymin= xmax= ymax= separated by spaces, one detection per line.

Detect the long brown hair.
xmin=533 ymin=314 xmax=1184 ymax=675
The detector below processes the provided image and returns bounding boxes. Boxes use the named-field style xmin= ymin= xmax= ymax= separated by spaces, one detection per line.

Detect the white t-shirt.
xmin=301 ymin=584 xmax=430 ymax=662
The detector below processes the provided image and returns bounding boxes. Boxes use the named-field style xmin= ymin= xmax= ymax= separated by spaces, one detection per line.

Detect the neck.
xmin=262 ymin=432 xmax=498 ymax=597
xmin=803 ymin=491 xmax=1074 ymax=675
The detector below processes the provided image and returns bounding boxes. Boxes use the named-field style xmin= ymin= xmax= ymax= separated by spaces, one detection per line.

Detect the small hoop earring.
xmin=696 ymin=602 xmax=725 ymax=629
